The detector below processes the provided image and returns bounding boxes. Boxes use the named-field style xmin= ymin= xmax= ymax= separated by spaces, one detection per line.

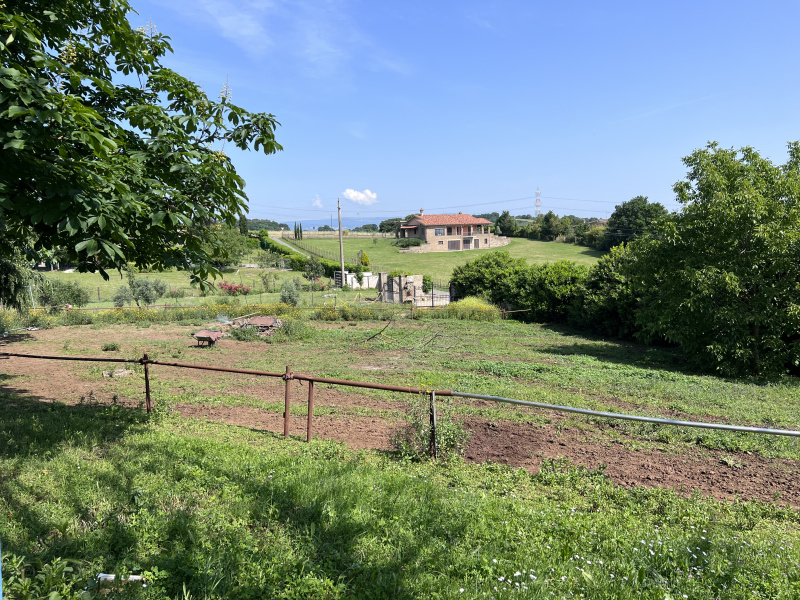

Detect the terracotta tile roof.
xmin=409 ymin=213 xmax=492 ymax=226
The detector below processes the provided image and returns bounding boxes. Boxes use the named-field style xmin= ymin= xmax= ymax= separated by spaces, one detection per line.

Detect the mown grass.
xmin=1 ymin=394 xmax=800 ymax=599
xmin=283 ymin=235 xmax=602 ymax=281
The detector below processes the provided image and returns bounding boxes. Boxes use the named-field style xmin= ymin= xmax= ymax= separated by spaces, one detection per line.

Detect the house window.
xmin=448 ymin=240 xmax=460 ymax=251
xmin=484 ymin=238 xmax=488 ymax=245
xmin=438 ymin=240 xmax=443 ymax=245
xmin=435 ymin=228 xmax=445 ymax=236
xmin=447 ymin=227 xmax=453 ymax=235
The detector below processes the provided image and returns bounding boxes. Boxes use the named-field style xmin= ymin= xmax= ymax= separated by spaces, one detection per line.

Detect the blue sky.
xmin=133 ymin=0 xmax=800 ymax=227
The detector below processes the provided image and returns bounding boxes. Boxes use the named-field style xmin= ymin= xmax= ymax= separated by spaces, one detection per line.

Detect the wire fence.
xmin=3 ymin=351 xmax=800 ymax=460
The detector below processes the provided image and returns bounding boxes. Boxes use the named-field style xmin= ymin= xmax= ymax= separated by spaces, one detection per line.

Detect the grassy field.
xmin=35 ymin=237 xmax=600 ymax=309
xmin=40 ymin=268 xmax=369 ymax=310
xmin=2 ymin=309 xmax=800 ymax=598
xmin=283 ymin=235 xmax=603 ymax=281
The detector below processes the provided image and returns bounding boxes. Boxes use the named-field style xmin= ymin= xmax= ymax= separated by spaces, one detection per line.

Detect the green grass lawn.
xmin=284 ymin=235 xmax=603 ymax=282
xmin=2 ymin=392 xmax=799 ymax=600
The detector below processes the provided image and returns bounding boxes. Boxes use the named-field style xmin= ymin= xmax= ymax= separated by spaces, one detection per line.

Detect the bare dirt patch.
xmin=464 ymin=418 xmax=800 ymax=507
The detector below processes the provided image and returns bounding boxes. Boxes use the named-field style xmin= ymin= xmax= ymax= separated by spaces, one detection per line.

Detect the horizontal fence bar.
xmin=4 ymin=351 xmax=796 ymax=438
xmin=0 ymin=352 xmax=141 ymax=364
xmin=147 ymin=359 xmax=286 ymax=378
xmin=291 ymin=372 xmax=451 ymax=396
xmin=451 ymin=392 xmax=800 ymax=437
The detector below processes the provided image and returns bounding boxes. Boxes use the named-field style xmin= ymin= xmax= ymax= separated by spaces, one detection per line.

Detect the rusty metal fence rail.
xmin=3 ymin=351 xmax=800 ymax=460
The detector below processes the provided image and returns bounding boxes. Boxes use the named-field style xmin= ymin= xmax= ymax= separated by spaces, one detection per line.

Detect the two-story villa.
xmin=398 ymin=210 xmax=510 ymax=252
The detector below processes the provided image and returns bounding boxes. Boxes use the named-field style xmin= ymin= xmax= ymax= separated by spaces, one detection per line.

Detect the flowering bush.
xmin=217 ymin=281 xmax=251 ymax=296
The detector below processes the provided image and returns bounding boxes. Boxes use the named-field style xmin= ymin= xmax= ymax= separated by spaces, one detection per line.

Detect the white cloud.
xmin=192 ymin=0 xmax=275 ymax=58
xmin=160 ymin=0 xmax=410 ymax=78
xmin=342 ymin=188 xmax=377 ymax=205
xmin=312 ymin=195 xmax=323 ymax=208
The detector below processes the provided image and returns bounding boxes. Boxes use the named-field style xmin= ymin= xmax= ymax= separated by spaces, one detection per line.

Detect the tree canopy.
xmin=601 ymin=195 xmax=667 ymax=249
xmin=494 ymin=211 xmax=518 ymax=236
xmin=379 ymin=218 xmax=401 ymax=235
xmin=0 ymin=0 xmax=282 ymax=306
xmin=629 ymin=143 xmax=800 ymax=376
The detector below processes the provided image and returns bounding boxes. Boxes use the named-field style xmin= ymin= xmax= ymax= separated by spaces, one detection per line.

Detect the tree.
xmin=379 ymin=218 xmax=402 ymax=236
xmin=238 ymin=215 xmax=249 ymax=235
xmin=201 ymin=225 xmax=250 ymax=267
xmin=318 ymin=224 xmax=334 ymax=232
xmin=630 ymin=143 xmax=800 ymax=376
xmin=494 ymin=211 xmax=518 ymax=237
xmin=601 ymin=196 xmax=667 ymax=249
xmin=0 ymin=1 xmax=282 ymax=306
xmin=540 ymin=211 xmax=564 ymax=241
xmin=303 ymin=256 xmax=324 ymax=281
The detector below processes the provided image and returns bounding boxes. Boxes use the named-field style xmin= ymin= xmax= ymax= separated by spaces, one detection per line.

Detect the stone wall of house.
xmin=400 ymin=234 xmax=510 ymax=253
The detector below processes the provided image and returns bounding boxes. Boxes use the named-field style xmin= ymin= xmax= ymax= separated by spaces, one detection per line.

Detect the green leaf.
xmin=3 ymin=139 xmax=25 ymax=150
xmin=75 ymin=239 xmax=99 ymax=255
xmin=7 ymin=105 xmax=28 ymax=118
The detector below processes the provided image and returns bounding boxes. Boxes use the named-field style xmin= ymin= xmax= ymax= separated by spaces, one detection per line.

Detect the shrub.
xmin=22 ymin=311 xmax=55 ymax=329
xmin=569 ymin=244 xmax=638 ymax=338
xmin=360 ymin=251 xmax=370 ymax=266
xmin=304 ymin=256 xmax=325 ymax=281
xmin=392 ymin=238 xmax=422 ymax=248
xmin=217 ymin=281 xmax=251 ymax=296
xmin=279 ymin=278 xmax=301 ymax=306
xmin=230 ymin=325 xmax=260 ymax=341
xmin=132 ymin=277 xmax=167 ymax=304
xmin=392 ymin=394 xmax=470 ymax=461
xmin=265 ymin=318 xmax=313 ymax=343
xmin=112 ymin=285 xmax=133 ymax=307
xmin=259 ymin=271 xmax=280 ymax=292
xmin=421 ymin=297 xmax=501 ymax=321
xmin=102 ymin=342 xmax=120 ymax=351
xmin=0 ymin=309 xmax=20 ymax=334
xmin=60 ymin=309 xmax=94 ymax=326
xmin=36 ymin=279 xmax=90 ymax=310
xmin=422 ymin=274 xmax=432 ymax=293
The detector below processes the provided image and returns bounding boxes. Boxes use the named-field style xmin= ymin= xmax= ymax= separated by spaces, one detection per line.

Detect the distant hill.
xmin=248 ymin=218 xmax=289 ymax=231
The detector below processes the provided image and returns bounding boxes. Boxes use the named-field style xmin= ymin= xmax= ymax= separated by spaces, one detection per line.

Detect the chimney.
xmin=419 ymin=208 xmax=424 ymax=216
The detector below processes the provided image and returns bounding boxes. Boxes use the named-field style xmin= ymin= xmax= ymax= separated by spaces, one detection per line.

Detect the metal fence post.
xmin=143 ymin=353 xmax=152 ymax=414
xmin=307 ymin=380 xmax=315 ymax=443
xmin=284 ymin=365 xmax=292 ymax=438
xmin=429 ymin=391 xmax=438 ymax=459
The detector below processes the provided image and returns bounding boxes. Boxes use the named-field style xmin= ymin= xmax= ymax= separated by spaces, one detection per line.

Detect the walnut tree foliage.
xmin=0 ymin=0 xmax=282 ymax=306
xmin=629 ymin=143 xmax=800 ymax=376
